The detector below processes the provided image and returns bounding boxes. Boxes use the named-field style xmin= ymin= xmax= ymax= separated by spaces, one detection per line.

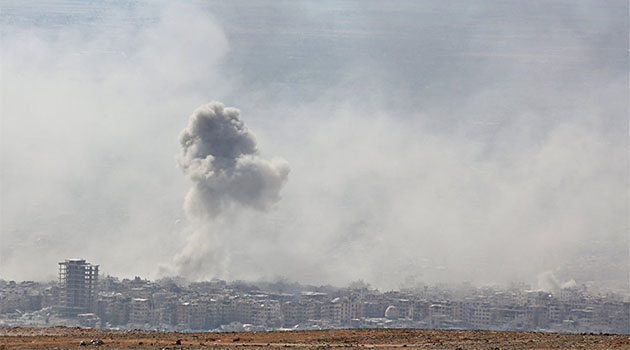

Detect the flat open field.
xmin=1 ymin=327 xmax=628 ymax=350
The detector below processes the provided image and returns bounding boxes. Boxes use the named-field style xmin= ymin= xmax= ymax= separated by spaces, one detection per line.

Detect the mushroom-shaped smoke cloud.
xmin=178 ymin=102 xmax=289 ymax=219
xmin=167 ymin=102 xmax=290 ymax=279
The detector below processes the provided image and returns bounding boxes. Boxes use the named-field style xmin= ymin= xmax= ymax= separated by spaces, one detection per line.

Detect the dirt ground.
xmin=1 ymin=327 xmax=628 ymax=350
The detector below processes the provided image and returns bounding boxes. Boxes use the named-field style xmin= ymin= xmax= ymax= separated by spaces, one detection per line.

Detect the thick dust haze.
xmin=1 ymin=0 xmax=628 ymax=292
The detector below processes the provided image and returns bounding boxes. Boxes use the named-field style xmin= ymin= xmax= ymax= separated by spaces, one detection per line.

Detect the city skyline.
xmin=0 ymin=258 xmax=628 ymax=334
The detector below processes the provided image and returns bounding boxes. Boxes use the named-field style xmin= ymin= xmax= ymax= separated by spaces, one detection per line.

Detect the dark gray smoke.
xmin=178 ymin=101 xmax=290 ymax=218
xmin=167 ymin=101 xmax=290 ymax=279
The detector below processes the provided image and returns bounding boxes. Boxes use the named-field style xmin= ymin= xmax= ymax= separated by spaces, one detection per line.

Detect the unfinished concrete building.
xmin=58 ymin=259 xmax=99 ymax=317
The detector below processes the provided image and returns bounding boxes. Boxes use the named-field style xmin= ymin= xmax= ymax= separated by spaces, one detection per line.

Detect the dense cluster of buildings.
xmin=0 ymin=259 xmax=628 ymax=334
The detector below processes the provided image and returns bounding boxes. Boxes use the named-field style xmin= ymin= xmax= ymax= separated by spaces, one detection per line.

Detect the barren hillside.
xmin=1 ymin=327 xmax=628 ymax=350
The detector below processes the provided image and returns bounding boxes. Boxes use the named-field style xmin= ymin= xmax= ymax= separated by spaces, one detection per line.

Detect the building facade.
xmin=58 ymin=259 xmax=99 ymax=316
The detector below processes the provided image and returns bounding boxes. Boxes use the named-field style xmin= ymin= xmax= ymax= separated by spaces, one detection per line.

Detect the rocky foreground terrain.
xmin=0 ymin=327 xmax=628 ymax=350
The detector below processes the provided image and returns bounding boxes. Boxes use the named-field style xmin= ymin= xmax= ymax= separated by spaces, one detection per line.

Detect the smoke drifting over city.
xmin=172 ymin=102 xmax=289 ymax=277
xmin=178 ymin=102 xmax=289 ymax=218
xmin=0 ymin=0 xmax=628 ymax=293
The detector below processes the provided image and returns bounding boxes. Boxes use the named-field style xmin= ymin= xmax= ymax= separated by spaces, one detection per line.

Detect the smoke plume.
xmin=537 ymin=271 xmax=577 ymax=293
xmin=178 ymin=102 xmax=289 ymax=219
xmin=170 ymin=102 xmax=289 ymax=278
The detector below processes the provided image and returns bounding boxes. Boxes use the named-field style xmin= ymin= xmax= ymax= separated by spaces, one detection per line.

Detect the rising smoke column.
xmin=170 ymin=101 xmax=289 ymax=278
xmin=178 ymin=101 xmax=289 ymax=219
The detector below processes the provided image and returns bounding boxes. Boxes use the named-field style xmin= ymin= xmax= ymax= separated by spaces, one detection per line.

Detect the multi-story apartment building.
xmin=58 ymin=259 xmax=98 ymax=317
xmin=129 ymin=298 xmax=150 ymax=325
xmin=176 ymin=302 xmax=205 ymax=330
xmin=470 ymin=300 xmax=491 ymax=329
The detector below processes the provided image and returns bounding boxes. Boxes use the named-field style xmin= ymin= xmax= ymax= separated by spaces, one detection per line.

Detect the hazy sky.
xmin=1 ymin=0 xmax=628 ymax=292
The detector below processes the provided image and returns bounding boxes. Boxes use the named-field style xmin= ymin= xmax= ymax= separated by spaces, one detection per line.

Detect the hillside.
xmin=1 ymin=327 xmax=628 ymax=350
